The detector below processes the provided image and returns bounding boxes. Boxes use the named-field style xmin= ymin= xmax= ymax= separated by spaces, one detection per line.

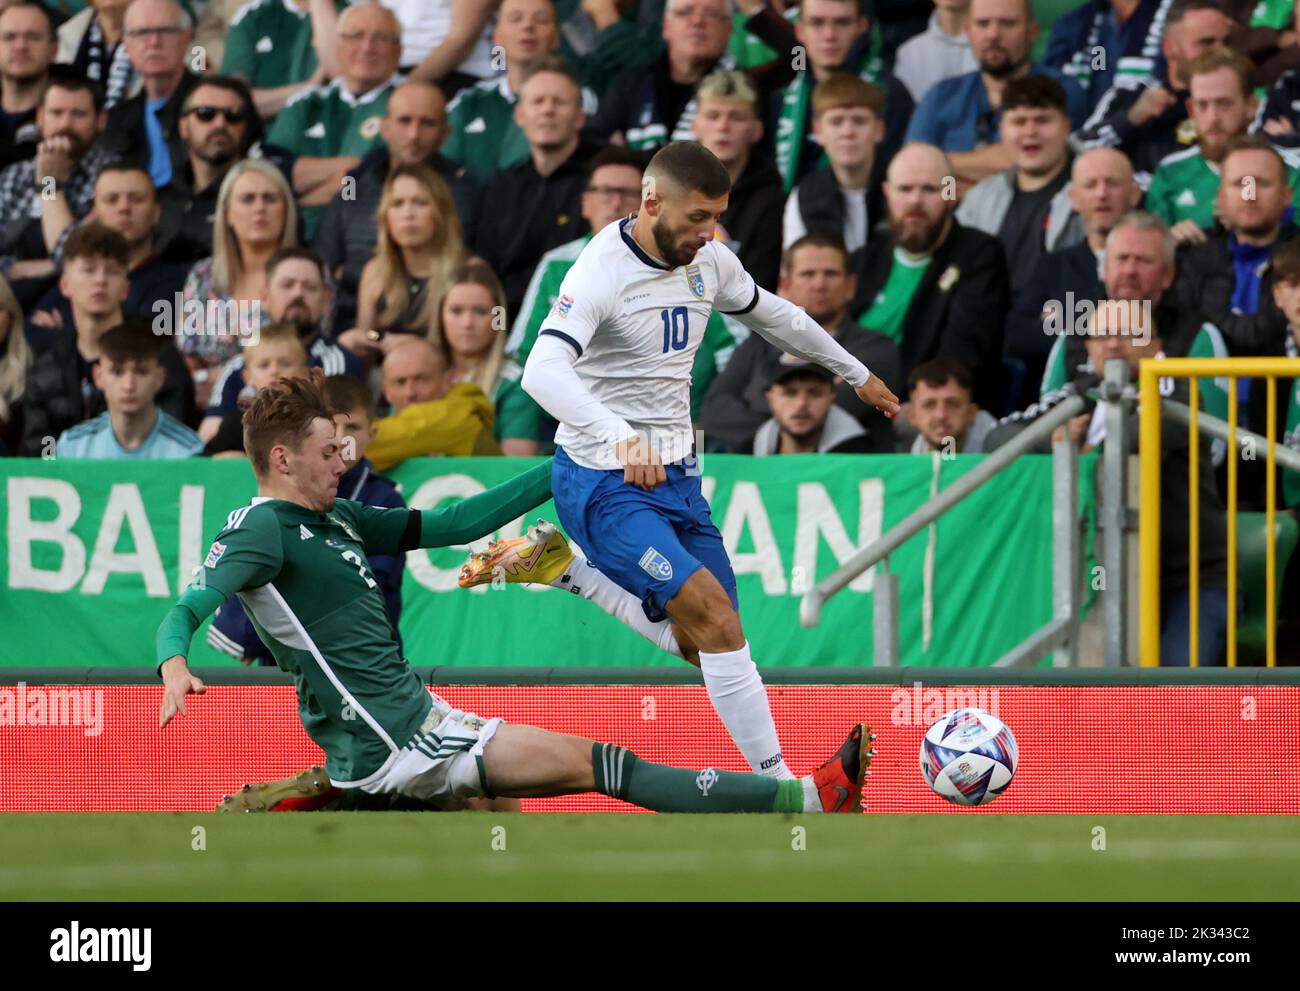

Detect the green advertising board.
xmin=0 ymin=455 xmax=1056 ymax=667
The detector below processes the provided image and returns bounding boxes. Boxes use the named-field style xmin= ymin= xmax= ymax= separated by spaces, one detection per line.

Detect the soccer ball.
xmin=920 ymin=708 xmax=1018 ymax=806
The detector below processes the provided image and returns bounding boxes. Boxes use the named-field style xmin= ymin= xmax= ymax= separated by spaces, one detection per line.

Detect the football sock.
xmin=591 ymin=743 xmax=804 ymax=813
xmin=698 ymin=642 xmax=795 ymax=780
xmin=801 ymin=776 xmax=823 ymax=813
xmin=549 ymin=556 xmax=684 ymax=658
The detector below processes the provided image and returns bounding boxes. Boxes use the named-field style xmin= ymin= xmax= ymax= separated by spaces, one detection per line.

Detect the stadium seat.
xmin=1235 ymin=511 xmax=1299 ymax=662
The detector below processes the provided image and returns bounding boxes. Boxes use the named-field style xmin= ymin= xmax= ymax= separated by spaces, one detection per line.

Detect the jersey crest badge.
xmin=553 ymin=294 xmax=574 ymax=318
xmin=204 ymin=542 xmax=227 ymax=568
xmin=685 ymin=264 xmax=705 ymax=299
xmin=329 ymin=517 xmax=360 ymax=541
xmin=638 ymin=547 xmax=673 ymax=581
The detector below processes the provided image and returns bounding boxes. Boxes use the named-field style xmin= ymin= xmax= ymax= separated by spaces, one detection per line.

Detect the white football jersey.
xmin=538 ymin=217 xmax=759 ymax=470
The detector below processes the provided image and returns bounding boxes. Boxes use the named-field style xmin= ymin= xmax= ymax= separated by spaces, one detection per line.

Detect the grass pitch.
xmin=1 ymin=813 xmax=1298 ymax=901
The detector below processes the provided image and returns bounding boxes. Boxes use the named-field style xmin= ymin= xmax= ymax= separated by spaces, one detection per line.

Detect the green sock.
xmin=592 ymin=743 xmax=804 ymax=813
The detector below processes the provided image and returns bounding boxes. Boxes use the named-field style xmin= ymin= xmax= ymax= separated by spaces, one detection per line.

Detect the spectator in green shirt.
xmin=265 ymin=1 xmax=405 ymax=209
xmin=222 ymin=0 xmax=345 ymax=121
xmin=442 ymin=0 xmax=599 ymax=185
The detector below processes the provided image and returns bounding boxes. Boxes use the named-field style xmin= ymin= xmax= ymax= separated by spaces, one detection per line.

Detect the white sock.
xmin=801 ymin=776 xmax=822 ymax=813
xmin=698 ymin=642 xmax=795 ymax=780
xmin=549 ymin=556 xmax=683 ymax=658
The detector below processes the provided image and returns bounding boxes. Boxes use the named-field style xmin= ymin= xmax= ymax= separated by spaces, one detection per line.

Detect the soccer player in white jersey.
xmin=489 ymin=141 xmax=899 ymax=808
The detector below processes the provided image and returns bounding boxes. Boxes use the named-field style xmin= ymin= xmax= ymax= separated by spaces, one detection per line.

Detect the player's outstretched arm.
xmin=409 ymin=459 xmax=556 ymax=549
xmin=733 ymin=286 xmax=901 ymax=417
xmin=155 ymin=583 xmax=226 ymax=728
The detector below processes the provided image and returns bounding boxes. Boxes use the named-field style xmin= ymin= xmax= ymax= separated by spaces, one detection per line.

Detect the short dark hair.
xmin=907 ymin=358 xmax=973 ymax=396
xmin=266 ymin=245 xmax=327 ymax=282
xmin=0 ymin=1 xmax=57 ymax=41
xmin=1000 ymin=75 xmax=1068 ymax=115
xmin=1221 ymin=133 xmax=1288 ymax=182
xmin=1166 ymin=0 xmax=1227 ymax=28
xmin=99 ymin=320 xmax=164 ymax=365
xmin=181 ymin=75 xmax=263 ymax=146
xmin=782 ymin=232 xmax=851 ymax=274
xmin=62 ymin=222 xmax=131 ymax=269
xmin=41 ymin=71 xmax=105 ymax=115
xmin=1271 ymin=237 xmax=1300 ymax=285
xmin=586 ymin=145 xmax=649 ymax=184
xmin=519 ymin=54 xmax=581 ymax=93
xmin=242 ymin=369 xmax=334 ymax=477
xmin=646 ymin=141 xmax=731 ymax=199
xmin=324 ymin=374 xmax=375 ymax=419
xmin=95 ymin=161 xmax=157 ymax=197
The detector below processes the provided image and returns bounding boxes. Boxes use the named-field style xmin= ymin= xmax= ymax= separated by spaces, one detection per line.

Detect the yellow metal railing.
xmin=1138 ymin=357 xmax=1297 ymax=666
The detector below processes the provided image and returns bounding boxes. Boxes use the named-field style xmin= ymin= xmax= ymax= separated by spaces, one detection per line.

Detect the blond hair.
xmin=374 ymin=162 xmax=464 ymax=331
xmin=212 ymin=159 xmax=298 ymax=295
xmin=0 ymin=274 xmax=30 ymax=422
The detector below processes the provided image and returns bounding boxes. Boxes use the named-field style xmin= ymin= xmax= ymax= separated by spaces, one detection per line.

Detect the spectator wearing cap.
xmin=746 ymin=353 xmax=872 ymax=454
xmin=55 ymin=319 xmax=202 ymax=458
xmin=905 ymin=358 xmax=996 ymax=454
xmin=905 ymin=0 xmax=1086 ymax=189
xmin=702 ymin=232 xmax=899 ymax=452
xmin=690 ymin=68 xmax=783 ymax=291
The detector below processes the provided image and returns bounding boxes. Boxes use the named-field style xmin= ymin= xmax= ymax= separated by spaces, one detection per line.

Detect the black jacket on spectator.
xmin=1005 ymin=240 xmax=1103 ymax=398
xmin=20 ymin=328 xmax=196 ymax=453
xmin=155 ymin=164 xmax=225 ymax=266
xmin=987 ymin=370 xmax=1227 ymax=599
xmin=0 ymin=80 xmax=39 ymax=168
xmin=25 ymin=255 xmax=190 ymax=353
xmin=793 ymin=160 xmax=886 ymax=249
xmin=96 ymin=71 xmax=202 ymax=177
xmin=721 ymin=153 xmax=784 ymax=292
xmin=1171 ymin=222 xmax=1300 ymax=356
xmin=700 ymin=314 xmax=901 ymax=452
xmin=313 ymin=145 xmax=478 ymax=324
xmin=850 ymin=218 xmax=1011 ymax=413
xmin=471 ymin=137 xmax=602 ymax=319
xmin=1071 ymin=71 xmax=1192 ymax=185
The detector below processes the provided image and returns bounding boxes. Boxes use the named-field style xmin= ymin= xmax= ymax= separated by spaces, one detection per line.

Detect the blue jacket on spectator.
xmin=206 ymin=458 xmax=407 ymax=664
xmin=1043 ymin=0 xmax=1170 ymax=115
xmin=905 ymin=63 xmax=1088 ymax=152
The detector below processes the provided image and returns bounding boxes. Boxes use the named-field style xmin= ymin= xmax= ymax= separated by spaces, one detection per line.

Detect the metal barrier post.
xmin=1102 ymin=358 xmax=1130 ymax=667
xmin=873 ymin=559 xmax=899 ymax=667
xmin=1052 ymin=434 xmax=1080 ymax=667
xmin=1138 ymin=360 xmax=1162 ymax=666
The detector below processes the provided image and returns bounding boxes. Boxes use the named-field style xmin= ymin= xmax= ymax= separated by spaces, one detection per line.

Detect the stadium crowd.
xmin=0 ymin=0 xmax=1298 ymax=664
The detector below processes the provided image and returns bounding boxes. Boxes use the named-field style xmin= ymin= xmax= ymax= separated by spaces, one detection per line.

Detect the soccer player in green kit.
xmin=157 ymin=373 xmax=871 ymax=814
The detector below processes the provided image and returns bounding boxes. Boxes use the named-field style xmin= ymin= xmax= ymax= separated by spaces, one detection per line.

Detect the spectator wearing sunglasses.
xmin=155 ymin=75 xmax=265 ymax=264
xmin=96 ymin=0 xmax=201 ymax=189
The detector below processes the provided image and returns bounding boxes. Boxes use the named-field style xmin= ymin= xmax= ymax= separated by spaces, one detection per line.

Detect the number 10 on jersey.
xmin=660 ymin=307 xmax=689 ymax=353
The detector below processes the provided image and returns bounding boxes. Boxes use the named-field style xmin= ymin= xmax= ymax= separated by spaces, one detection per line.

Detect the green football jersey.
xmin=266 ymin=75 xmax=400 ymax=158
xmin=858 ymin=248 xmax=931 ymax=344
xmin=1147 ymin=146 xmax=1300 ymax=229
xmin=222 ymin=0 xmax=348 ymax=90
xmin=191 ymin=497 xmax=430 ymax=782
